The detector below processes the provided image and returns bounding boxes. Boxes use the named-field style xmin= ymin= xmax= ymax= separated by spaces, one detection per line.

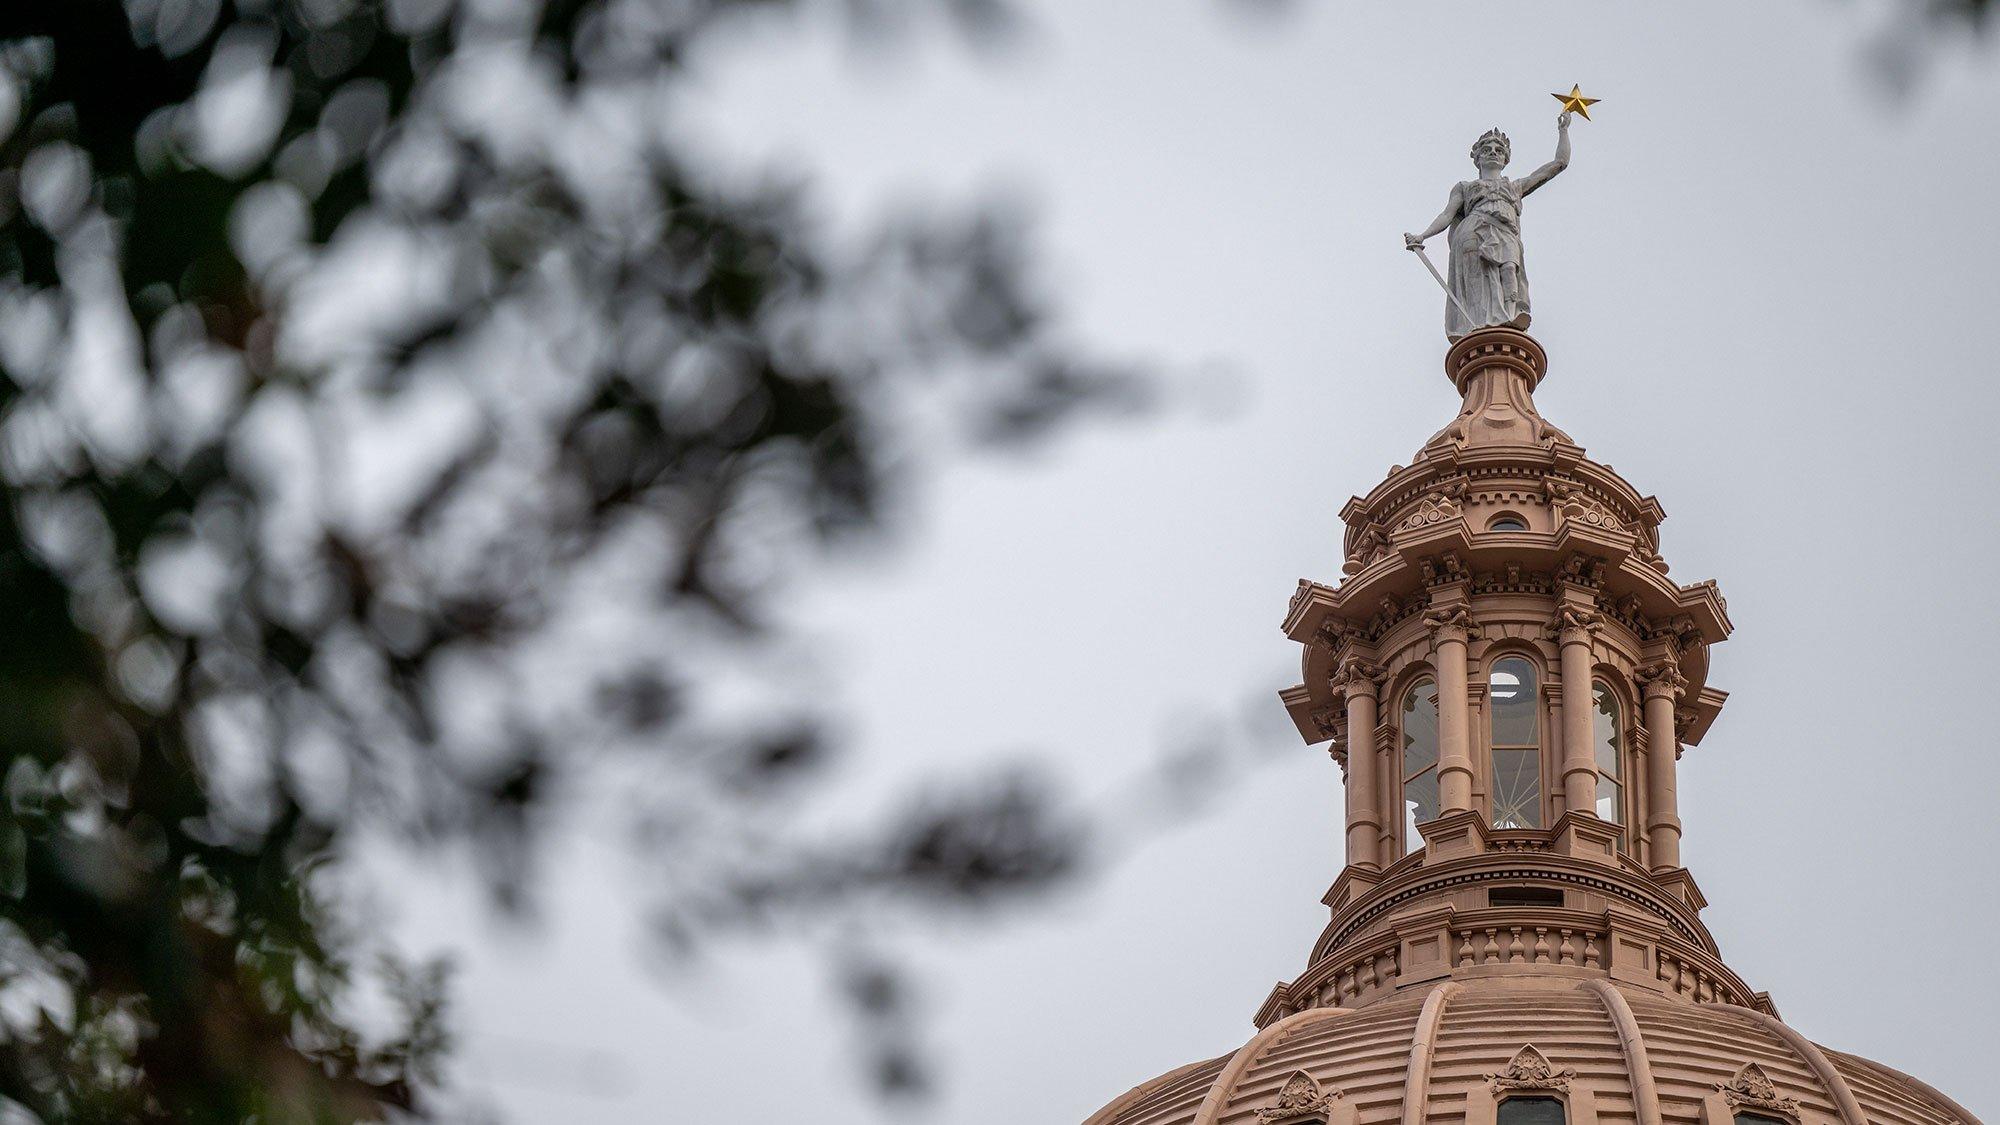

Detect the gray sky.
xmin=383 ymin=2 xmax=2000 ymax=1120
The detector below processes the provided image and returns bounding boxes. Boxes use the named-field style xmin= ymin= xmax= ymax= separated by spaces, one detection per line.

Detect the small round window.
xmin=1489 ymin=515 xmax=1528 ymax=531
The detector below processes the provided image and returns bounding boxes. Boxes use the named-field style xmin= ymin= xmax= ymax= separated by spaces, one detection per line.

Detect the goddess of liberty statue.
xmin=1404 ymin=113 xmax=1572 ymax=340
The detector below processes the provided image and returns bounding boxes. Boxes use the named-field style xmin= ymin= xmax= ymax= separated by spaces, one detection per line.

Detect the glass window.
xmin=1498 ymin=1097 xmax=1566 ymax=1125
xmin=1489 ymin=657 xmax=1542 ymax=829
xmin=1734 ymin=1115 xmax=1788 ymax=1125
xmin=1592 ymin=681 xmax=1625 ymax=831
xmin=1400 ymin=679 xmax=1439 ymax=854
xmin=1489 ymin=515 xmax=1528 ymax=531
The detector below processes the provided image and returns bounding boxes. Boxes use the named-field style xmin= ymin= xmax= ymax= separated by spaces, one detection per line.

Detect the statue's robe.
xmin=1445 ymin=177 xmax=1532 ymax=340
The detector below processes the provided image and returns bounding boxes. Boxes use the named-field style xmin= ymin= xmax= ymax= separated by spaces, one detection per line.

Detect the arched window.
xmin=1488 ymin=514 xmax=1528 ymax=531
xmin=1400 ymin=679 xmax=1439 ymax=854
xmin=1592 ymin=681 xmax=1626 ymax=836
xmin=1488 ymin=657 xmax=1542 ymax=829
xmin=1497 ymin=1096 xmax=1565 ymax=1125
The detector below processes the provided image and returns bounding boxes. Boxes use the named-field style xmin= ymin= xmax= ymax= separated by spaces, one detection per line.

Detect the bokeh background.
xmin=2 ymin=2 xmax=1995 ymax=1123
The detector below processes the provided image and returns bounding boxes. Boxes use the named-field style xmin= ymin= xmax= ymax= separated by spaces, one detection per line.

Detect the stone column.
xmin=1557 ymin=608 xmax=1600 ymax=817
xmin=1425 ymin=605 xmax=1476 ymax=814
xmin=1336 ymin=657 xmax=1385 ymax=870
xmin=1638 ymin=658 xmax=1688 ymax=870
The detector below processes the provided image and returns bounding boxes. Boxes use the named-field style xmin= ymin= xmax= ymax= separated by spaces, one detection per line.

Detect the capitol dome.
xmin=1082 ymin=330 xmax=1982 ymax=1125
xmin=1086 ymin=980 xmax=1974 ymax=1125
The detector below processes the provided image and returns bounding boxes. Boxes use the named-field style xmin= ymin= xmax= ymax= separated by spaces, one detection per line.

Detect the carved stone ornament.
xmin=1716 ymin=1063 xmax=1800 ymax=1116
xmin=1311 ymin=706 xmax=1343 ymax=739
xmin=1399 ymin=480 xmax=1469 ymax=531
xmin=1342 ymin=527 xmax=1387 ymax=576
xmin=1635 ymin=659 xmax=1689 ymax=698
xmin=1315 ymin=620 xmax=1356 ymax=649
xmin=1557 ymin=553 xmax=1607 ymax=588
xmin=1487 ymin=1044 xmax=1575 ymax=1092
xmin=1548 ymin=479 xmax=1622 ymax=531
xmin=1330 ymin=656 xmax=1386 ymax=692
xmin=1255 ymin=1070 xmax=1343 ymax=1124
xmin=1422 ymin=605 xmax=1479 ymax=643
xmin=1289 ymin=580 xmax=1312 ymax=615
xmin=1553 ymin=604 xmax=1600 ymax=641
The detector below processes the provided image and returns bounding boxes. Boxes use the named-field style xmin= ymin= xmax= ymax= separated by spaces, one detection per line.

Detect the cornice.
xmin=1310 ymin=824 xmax=1721 ymax=960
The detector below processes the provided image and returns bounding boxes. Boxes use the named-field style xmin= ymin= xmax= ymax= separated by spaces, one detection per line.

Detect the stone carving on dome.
xmin=1548 ymin=479 xmax=1622 ymax=532
xmin=1716 ymin=1063 xmax=1800 ymax=1116
xmin=1330 ymin=656 xmax=1387 ymax=692
xmin=1398 ymin=480 xmax=1468 ymax=532
xmin=1342 ymin=526 xmax=1388 ymax=576
xmin=1635 ymin=659 xmax=1689 ymax=699
xmin=1552 ymin=605 xmax=1600 ymax=643
xmin=1487 ymin=1045 xmax=1575 ymax=1092
xmin=1254 ymin=1070 xmax=1342 ymax=1124
xmin=1312 ymin=705 xmax=1342 ymax=735
xmin=1315 ymin=620 xmax=1355 ymax=649
xmin=1418 ymin=551 xmax=1468 ymax=586
xmin=1557 ymin=553 xmax=1607 ymax=588
xmin=1421 ymin=604 xmax=1480 ymax=644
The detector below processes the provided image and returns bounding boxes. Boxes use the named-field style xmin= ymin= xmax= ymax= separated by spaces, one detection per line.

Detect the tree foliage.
xmin=0 ymin=1 xmax=1133 ymax=1119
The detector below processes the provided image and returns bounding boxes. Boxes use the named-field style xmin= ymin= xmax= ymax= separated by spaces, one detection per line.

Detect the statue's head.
xmin=1470 ymin=128 xmax=1511 ymax=171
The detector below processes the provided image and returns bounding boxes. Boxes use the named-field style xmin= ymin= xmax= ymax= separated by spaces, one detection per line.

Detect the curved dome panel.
xmin=1091 ymin=979 xmax=1974 ymax=1125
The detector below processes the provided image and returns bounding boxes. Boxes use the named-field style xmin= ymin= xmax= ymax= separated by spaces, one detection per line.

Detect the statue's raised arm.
xmin=1516 ymin=113 xmax=1572 ymax=196
xmin=1402 ymin=114 xmax=1578 ymax=341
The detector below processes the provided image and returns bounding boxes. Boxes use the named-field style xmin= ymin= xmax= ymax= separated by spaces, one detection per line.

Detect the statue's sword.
xmin=1408 ymin=243 xmax=1475 ymax=326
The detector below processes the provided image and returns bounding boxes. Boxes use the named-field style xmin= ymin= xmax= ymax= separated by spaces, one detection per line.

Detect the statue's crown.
xmin=1470 ymin=127 xmax=1511 ymax=163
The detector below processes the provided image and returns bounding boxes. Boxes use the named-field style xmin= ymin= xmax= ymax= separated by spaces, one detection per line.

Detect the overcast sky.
xmin=382 ymin=2 xmax=2000 ymax=1120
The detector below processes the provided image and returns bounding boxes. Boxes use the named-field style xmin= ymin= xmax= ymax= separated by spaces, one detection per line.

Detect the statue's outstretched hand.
xmin=1558 ymin=112 xmax=1571 ymax=129
xmin=1403 ymin=233 xmax=1425 ymax=251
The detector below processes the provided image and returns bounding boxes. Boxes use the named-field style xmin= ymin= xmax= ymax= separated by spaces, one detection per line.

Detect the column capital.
xmin=1330 ymin=655 xmax=1387 ymax=698
xmin=1635 ymin=659 xmax=1689 ymax=701
xmin=1422 ymin=605 xmax=1478 ymax=647
xmin=1554 ymin=604 xmax=1601 ymax=648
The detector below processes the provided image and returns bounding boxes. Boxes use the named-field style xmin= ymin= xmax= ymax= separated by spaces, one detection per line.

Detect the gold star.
xmin=1550 ymin=84 xmax=1601 ymax=120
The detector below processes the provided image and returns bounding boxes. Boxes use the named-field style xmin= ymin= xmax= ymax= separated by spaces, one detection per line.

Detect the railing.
xmin=1258 ymin=903 xmax=1759 ymax=1028
xmin=1452 ymin=920 xmax=1603 ymax=970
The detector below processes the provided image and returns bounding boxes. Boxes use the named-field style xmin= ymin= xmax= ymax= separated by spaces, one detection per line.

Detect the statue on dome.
xmin=1403 ymin=113 xmax=1574 ymax=341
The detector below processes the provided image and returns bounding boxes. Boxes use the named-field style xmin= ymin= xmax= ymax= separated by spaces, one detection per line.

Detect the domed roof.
xmin=1086 ymin=325 xmax=1980 ymax=1125
xmin=1086 ymin=977 xmax=1977 ymax=1125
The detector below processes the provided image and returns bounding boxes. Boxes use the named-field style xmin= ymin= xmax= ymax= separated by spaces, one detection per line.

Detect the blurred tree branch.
xmin=0 ymin=0 xmax=1143 ymax=1119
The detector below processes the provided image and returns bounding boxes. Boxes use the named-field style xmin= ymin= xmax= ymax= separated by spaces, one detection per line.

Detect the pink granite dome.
xmin=1086 ymin=977 xmax=1974 ymax=1125
xmin=1084 ymin=329 xmax=1980 ymax=1125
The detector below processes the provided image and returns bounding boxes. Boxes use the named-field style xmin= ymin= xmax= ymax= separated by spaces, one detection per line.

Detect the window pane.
xmin=1734 ymin=1115 xmax=1787 ymax=1125
xmin=1404 ymin=767 xmax=1438 ymax=848
xmin=1491 ymin=747 xmax=1542 ymax=828
xmin=1592 ymin=682 xmax=1622 ymax=779
xmin=1402 ymin=680 xmax=1439 ymax=778
xmin=1401 ymin=680 xmax=1441 ymax=854
xmin=1489 ymin=658 xmax=1539 ymax=746
xmin=1498 ymin=1097 xmax=1566 ymax=1125
xmin=1595 ymin=779 xmax=1622 ymax=825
